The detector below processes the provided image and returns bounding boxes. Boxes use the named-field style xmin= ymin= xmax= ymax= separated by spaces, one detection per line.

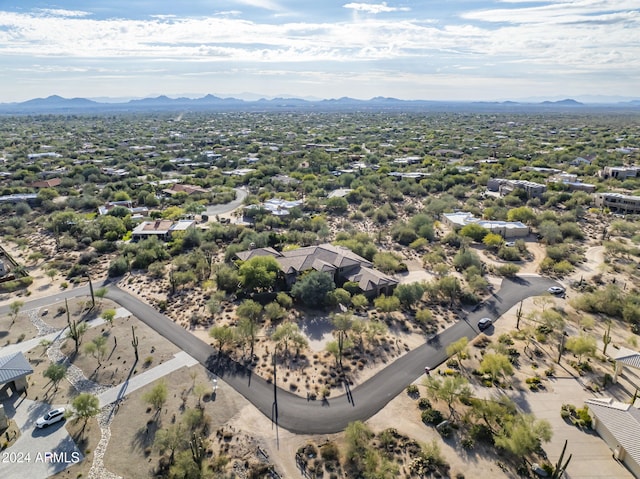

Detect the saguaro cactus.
xmin=551 ymin=440 xmax=572 ymax=479
xmin=602 ymin=322 xmax=612 ymax=355
xmin=131 ymin=325 xmax=139 ymax=362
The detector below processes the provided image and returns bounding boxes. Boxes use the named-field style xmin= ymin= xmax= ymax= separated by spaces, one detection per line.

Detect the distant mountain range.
xmin=0 ymin=94 xmax=638 ymax=114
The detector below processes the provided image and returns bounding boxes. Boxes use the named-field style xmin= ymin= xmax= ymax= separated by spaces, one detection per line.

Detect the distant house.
xmin=102 ymin=167 xmax=128 ymax=177
xmin=594 ymin=193 xmax=640 ymax=214
xmin=272 ymin=174 xmax=301 ymax=186
xmin=223 ymin=168 xmax=256 ymax=177
xmin=97 ymin=201 xmax=149 ymax=219
xmin=486 ymin=178 xmax=546 ymax=198
xmin=162 ymin=183 xmax=209 ymax=196
xmin=27 ymin=152 xmax=62 ymax=160
xmin=599 ymin=166 xmax=640 ymax=180
xmin=547 ymin=173 xmax=596 ymax=193
xmin=244 ymin=198 xmax=303 ymax=218
xmin=131 ymin=219 xmax=196 ymax=241
xmin=30 ymin=178 xmax=62 ymax=188
xmin=0 ymin=194 xmax=38 ymax=204
xmin=442 ymin=212 xmax=529 ymax=238
xmin=328 ymin=188 xmax=353 ymax=199
xmin=585 ymin=397 xmax=640 ymax=477
xmin=388 ymin=171 xmax=430 ymax=180
xmin=569 ymin=154 xmax=595 ymax=166
xmin=235 ymin=243 xmax=398 ymax=297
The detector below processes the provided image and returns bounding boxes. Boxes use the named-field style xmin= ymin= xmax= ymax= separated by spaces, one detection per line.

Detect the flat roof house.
xmin=442 ymin=212 xmax=529 ymax=238
xmin=235 ymin=243 xmax=398 ymax=297
xmin=487 ymin=178 xmax=546 ymax=198
xmin=162 ymin=183 xmax=209 ymax=196
xmin=594 ymin=193 xmax=640 ymax=214
xmin=599 ymin=166 xmax=640 ymax=180
xmin=131 ymin=219 xmax=196 ymax=242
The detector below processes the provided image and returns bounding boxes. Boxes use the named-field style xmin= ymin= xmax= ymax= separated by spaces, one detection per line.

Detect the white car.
xmin=548 ymin=286 xmax=565 ymax=295
xmin=504 ymin=241 xmax=516 ymax=247
xmin=36 ymin=407 xmax=66 ymax=428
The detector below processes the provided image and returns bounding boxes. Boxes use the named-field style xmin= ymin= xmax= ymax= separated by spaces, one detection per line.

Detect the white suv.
xmin=36 ymin=407 xmax=66 ymax=428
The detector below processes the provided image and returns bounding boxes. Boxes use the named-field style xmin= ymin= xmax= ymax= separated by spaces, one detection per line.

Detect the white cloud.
xmin=35 ymin=8 xmax=91 ymax=18
xmin=463 ymin=0 xmax=640 ymax=25
xmin=343 ymin=2 xmax=410 ymax=14
xmin=0 ymin=2 xmax=638 ymax=101
xmin=235 ymin=0 xmax=284 ymax=11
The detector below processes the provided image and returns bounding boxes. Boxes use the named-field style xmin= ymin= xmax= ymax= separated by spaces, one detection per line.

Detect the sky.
xmin=0 ymin=1 xmax=638 ymax=102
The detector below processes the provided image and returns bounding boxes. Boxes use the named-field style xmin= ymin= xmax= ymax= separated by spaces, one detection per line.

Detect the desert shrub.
xmin=497 ymin=247 xmax=521 ymax=261
xmin=320 ymin=442 xmax=339 ymax=462
xmin=469 ymin=423 xmax=494 ymax=444
xmin=418 ymin=398 xmax=432 ymax=410
xmin=496 ymin=264 xmax=520 ymax=277
xmin=421 ymin=408 xmax=444 ymax=425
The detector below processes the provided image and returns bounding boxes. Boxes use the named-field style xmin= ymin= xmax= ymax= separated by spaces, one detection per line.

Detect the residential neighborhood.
xmin=0 ymin=105 xmax=638 ymax=479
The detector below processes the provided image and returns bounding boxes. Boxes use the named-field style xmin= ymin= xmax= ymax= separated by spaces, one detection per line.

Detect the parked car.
xmin=548 ymin=286 xmax=565 ymax=295
xmin=504 ymin=241 xmax=516 ymax=247
xmin=36 ymin=407 xmax=66 ymax=428
xmin=478 ymin=318 xmax=493 ymax=331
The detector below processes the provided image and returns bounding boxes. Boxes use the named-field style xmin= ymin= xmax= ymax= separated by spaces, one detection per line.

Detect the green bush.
xmin=320 ymin=442 xmax=339 ymax=462
xmin=406 ymin=384 xmax=419 ymax=396
xmin=418 ymin=398 xmax=432 ymax=410
xmin=421 ymin=408 xmax=444 ymax=425
xmin=469 ymin=423 xmax=494 ymax=444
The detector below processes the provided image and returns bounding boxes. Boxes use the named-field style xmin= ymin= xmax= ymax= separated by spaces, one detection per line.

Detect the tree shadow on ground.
xmin=131 ymin=419 xmax=160 ymax=452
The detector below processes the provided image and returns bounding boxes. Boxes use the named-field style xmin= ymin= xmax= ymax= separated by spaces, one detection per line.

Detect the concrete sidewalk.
xmin=97 ymin=351 xmax=198 ymax=408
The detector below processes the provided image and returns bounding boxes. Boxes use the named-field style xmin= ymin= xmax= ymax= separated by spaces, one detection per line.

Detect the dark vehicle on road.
xmin=478 ymin=318 xmax=493 ymax=331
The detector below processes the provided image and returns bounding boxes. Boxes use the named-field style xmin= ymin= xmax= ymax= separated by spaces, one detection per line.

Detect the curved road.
xmin=205 ymin=187 xmax=248 ymax=217
xmin=2 ymin=275 xmax=559 ymax=434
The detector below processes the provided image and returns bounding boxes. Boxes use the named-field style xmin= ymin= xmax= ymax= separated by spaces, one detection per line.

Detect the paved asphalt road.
xmin=2 ymin=275 xmax=560 ymax=434
xmin=204 ymin=187 xmax=248 ymax=217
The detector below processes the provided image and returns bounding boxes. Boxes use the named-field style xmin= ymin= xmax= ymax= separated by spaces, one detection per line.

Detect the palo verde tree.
xmin=43 ymin=362 xmax=67 ymax=393
xmin=154 ymin=422 xmax=187 ymax=466
xmin=238 ymin=255 xmax=280 ymax=293
xmin=9 ymin=300 xmax=24 ymax=327
xmin=72 ymin=392 xmax=100 ymax=429
xmin=144 ymin=380 xmax=168 ymax=416
xmin=446 ymin=337 xmax=469 ymax=373
xmin=494 ymin=414 xmax=552 ymax=460
xmin=423 ymin=375 xmax=472 ymax=418
xmin=271 ymin=322 xmax=307 ymax=358
xmin=565 ymin=334 xmax=596 ymax=365
xmin=208 ymin=325 xmax=236 ymax=355
xmin=480 ymin=352 xmax=514 ymax=384
xmin=84 ymin=335 xmax=108 ymax=367
xmin=236 ymin=299 xmax=263 ymax=357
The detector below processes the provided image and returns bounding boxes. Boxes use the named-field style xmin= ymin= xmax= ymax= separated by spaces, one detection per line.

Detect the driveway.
xmin=0 ymin=395 xmax=82 ymax=477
